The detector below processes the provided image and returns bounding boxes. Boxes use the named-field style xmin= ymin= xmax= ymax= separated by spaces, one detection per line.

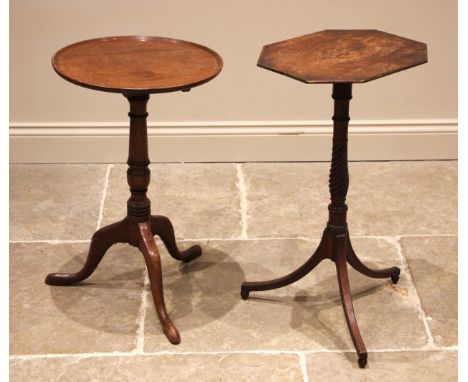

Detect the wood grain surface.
xmin=258 ymin=30 xmax=427 ymax=83
xmin=52 ymin=36 xmax=223 ymax=94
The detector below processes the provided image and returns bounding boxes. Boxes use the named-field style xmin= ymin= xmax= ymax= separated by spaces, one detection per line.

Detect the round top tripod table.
xmin=45 ymin=36 xmax=223 ymax=345
xmin=241 ymin=30 xmax=427 ymax=368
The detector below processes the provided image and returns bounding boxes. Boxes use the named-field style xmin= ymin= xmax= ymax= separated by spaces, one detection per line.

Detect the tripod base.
xmin=45 ymin=215 xmax=201 ymax=345
xmin=240 ymin=225 xmax=400 ymax=368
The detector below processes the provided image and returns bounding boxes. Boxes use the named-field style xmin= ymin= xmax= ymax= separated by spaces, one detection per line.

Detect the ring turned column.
xmin=126 ymin=94 xmax=151 ymax=226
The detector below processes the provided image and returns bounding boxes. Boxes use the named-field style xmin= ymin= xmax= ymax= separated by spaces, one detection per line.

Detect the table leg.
xmin=346 ymin=233 xmax=400 ymax=284
xmin=139 ymin=221 xmax=180 ymax=344
xmin=45 ymin=219 xmax=128 ymax=285
xmin=335 ymin=231 xmax=367 ymax=368
xmin=241 ymin=231 xmax=328 ymax=299
xmin=150 ymin=215 xmax=202 ymax=262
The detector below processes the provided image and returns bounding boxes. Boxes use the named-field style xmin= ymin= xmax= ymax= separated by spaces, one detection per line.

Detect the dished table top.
xmin=257 ymin=30 xmax=427 ymax=83
xmin=52 ymin=36 xmax=223 ymax=94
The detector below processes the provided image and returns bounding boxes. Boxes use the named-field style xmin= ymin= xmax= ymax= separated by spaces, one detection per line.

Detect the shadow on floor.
xmin=244 ymin=259 xmax=392 ymax=350
xmin=49 ymin=243 xmax=245 ymax=335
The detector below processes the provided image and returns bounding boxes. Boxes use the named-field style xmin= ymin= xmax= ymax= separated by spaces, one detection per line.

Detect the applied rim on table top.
xmin=52 ymin=36 xmax=223 ymax=94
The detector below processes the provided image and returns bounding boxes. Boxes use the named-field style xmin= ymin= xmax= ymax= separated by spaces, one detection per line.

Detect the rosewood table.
xmin=240 ymin=30 xmax=427 ymax=368
xmin=45 ymin=36 xmax=222 ymax=344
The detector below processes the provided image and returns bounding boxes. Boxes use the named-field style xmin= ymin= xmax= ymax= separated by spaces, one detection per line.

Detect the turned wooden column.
xmin=126 ymin=94 xmax=152 ymax=246
xmin=126 ymin=95 xmax=151 ymax=222
xmin=327 ymin=83 xmax=351 ymax=233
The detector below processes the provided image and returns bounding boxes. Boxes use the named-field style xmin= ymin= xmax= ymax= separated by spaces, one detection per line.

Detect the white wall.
xmin=10 ymin=0 xmax=457 ymax=162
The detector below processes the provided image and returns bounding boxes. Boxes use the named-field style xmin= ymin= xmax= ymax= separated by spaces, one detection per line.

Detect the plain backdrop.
xmin=10 ymin=0 xmax=457 ymax=124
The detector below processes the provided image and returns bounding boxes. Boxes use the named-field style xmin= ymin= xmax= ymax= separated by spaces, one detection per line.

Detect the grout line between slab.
xmin=179 ymin=236 xmax=315 ymax=242
xmin=9 ymin=240 xmax=91 ymax=244
xmin=96 ymin=164 xmax=113 ymax=230
xmin=397 ymin=233 xmax=457 ymax=238
xmin=370 ymin=346 xmax=458 ymax=352
xmin=350 ymin=234 xmax=457 ymax=239
xmin=298 ymin=352 xmax=309 ymax=382
xmin=133 ymin=271 xmax=149 ymax=354
xmin=178 ymin=234 xmax=457 ymax=242
xmin=9 ymin=233 xmax=457 ymax=245
xmin=9 ymin=345 xmax=458 ymax=361
xmin=236 ymin=163 xmax=249 ymax=239
xmin=385 ymin=236 xmax=436 ymax=349
xmin=176 ymin=234 xmax=457 ymax=242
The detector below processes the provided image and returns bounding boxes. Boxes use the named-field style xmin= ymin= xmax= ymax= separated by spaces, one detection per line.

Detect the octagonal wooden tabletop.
xmin=52 ymin=36 xmax=223 ymax=94
xmin=257 ymin=30 xmax=427 ymax=84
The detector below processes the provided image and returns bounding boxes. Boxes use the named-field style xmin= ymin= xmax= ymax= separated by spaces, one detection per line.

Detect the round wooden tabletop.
xmin=52 ymin=36 xmax=223 ymax=94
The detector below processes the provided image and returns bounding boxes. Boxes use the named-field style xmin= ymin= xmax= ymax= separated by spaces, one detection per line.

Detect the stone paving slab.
xmin=243 ymin=161 xmax=456 ymax=238
xmin=10 ymin=243 xmax=143 ymax=355
xmin=401 ymin=236 xmax=457 ymax=347
xmin=307 ymin=351 xmax=457 ymax=381
xmin=10 ymin=353 xmax=303 ymax=382
xmin=10 ymin=164 xmax=108 ymax=241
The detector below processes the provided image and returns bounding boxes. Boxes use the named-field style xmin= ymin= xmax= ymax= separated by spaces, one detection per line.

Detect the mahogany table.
xmin=240 ymin=30 xmax=427 ymax=368
xmin=45 ymin=36 xmax=222 ymax=344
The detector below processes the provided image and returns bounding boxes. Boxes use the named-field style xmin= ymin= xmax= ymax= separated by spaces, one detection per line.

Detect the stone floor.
xmin=9 ymin=161 xmax=457 ymax=381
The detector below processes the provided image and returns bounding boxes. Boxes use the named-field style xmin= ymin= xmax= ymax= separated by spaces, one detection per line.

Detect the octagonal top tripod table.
xmin=240 ymin=30 xmax=427 ymax=368
xmin=45 ymin=36 xmax=223 ymax=344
